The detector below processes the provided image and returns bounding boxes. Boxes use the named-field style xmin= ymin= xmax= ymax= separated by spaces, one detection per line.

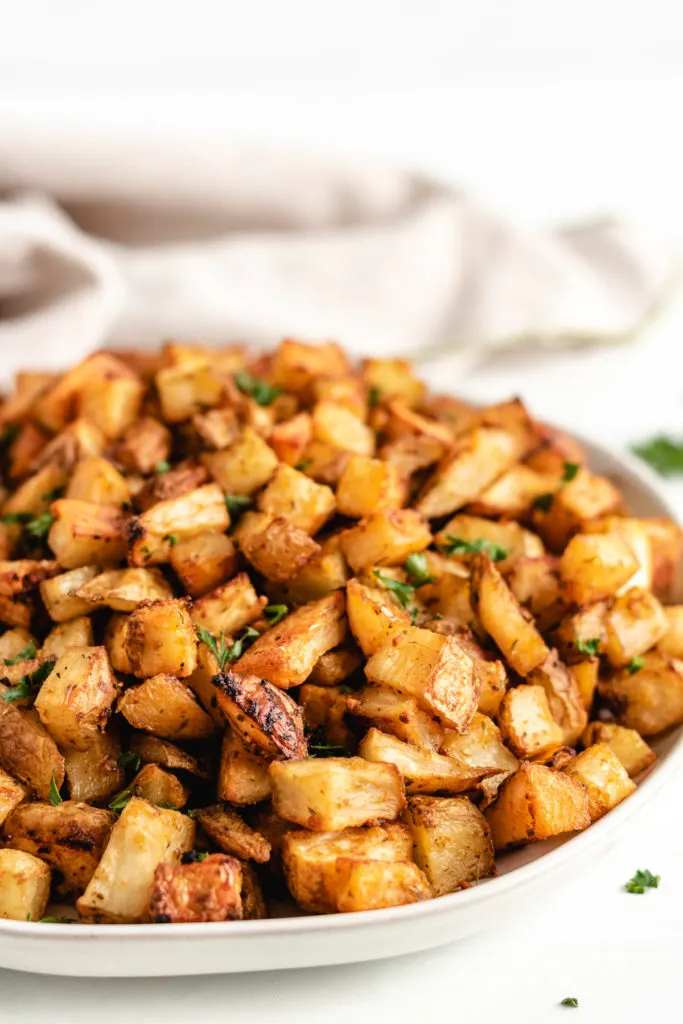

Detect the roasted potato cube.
xmin=440 ymin=713 xmax=518 ymax=797
xmin=66 ymin=456 xmax=131 ymax=507
xmin=365 ymin=626 xmax=480 ymax=733
xmin=348 ymin=686 xmax=445 ymax=751
xmin=124 ymin=599 xmax=198 ymax=679
xmin=170 ymin=531 xmax=238 ymax=597
xmin=0 ymin=694 xmax=65 ymax=799
xmin=467 ymin=465 xmax=560 ymax=519
xmin=583 ymin=516 xmax=653 ymax=592
xmin=435 ymin=514 xmax=544 ymax=560
xmin=2 ymin=464 xmax=67 ymax=519
xmin=505 ymin=556 xmax=566 ymax=632
xmin=359 ymin=728 xmax=492 ymax=795
xmin=233 ymin=592 xmax=346 ymax=689
xmin=257 ymin=464 xmax=335 ymax=534
xmin=0 ymin=768 xmax=28 ymax=826
xmin=659 ymin=606 xmax=683 ymax=658
xmin=104 ymin=613 xmax=133 ymax=674
xmin=0 ymin=559 xmax=59 ymax=629
xmin=33 ymin=419 xmax=105 ymax=474
xmin=497 ymin=684 xmax=564 ymax=759
xmin=580 ymin=722 xmax=656 ymax=777
xmin=458 ymin=634 xmax=509 ymax=717
xmin=525 ymin=422 xmax=585 ymax=475
xmin=237 ymin=513 xmax=320 ymax=582
xmin=602 ymin=587 xmax=667 ymax=666
xmin=559 ymin=532 xmax=639 ymax=606
xmin=218 ymin=731 xmax=272 ymax=805
xmin=485 ymin=763 xmax=591 ymax=850
xmin=0 ymin=627 xmax=36 ymax=664
xmin=36 ymin=352 xmax=136 ymax=433
xmin=336 ymin=455 xmax=405 ymax=518
xmin=76 ymin=567 xmax=173 ymax=611
xmin=118 ymin=674 xmax=216 ymax=740
xmin=309 ymin=645 xmax=362 ymax=687
xmin=564 ymin=743 xmax=636 ymax=820
xmin=271 ymin=339 xmax=349 ymax=392
xmin=48 ymin=500 xmax=128 ymax=569
xmin=130 ymin=734 xmax=210 ymax=778
xmin=41 ymin=616 xmax=94 ymax=658
xmin=78 ymin=375 xmax=144 ymax=440
xmin=34 ymin=646 xmax=119 ymax=751
xmin=552 ymin=601 xmax=610 ymax=663
xmin=598 ymin=652 xmax=683 ymax=735
xmin=155 ymin=359 xmax=224 ymax=423
xmin=0 ymin=848 xmax=51 ymax=921
xmin=532 ymin=468 xmax=622 ymax=552
xmin=64 ymin=732 xmax=125 ymax=803
xmin=135 ymin=462 xmax=209 ymax=512
xmin=334 ymin=857 xmax=432 ymax=912
xmin=568 ymin=658 xmax=600 ymax=711
xmin=149 ymin=853 xmax=242 ymax=923
xmin=272 ymin=537 xmax=348 ymax=605
xmin=528 ymin=651 xmax=588 ymax=745
xmin=640 ymin=517 xmax=683 ymax=599
xmin=6 ymin=422 xmax=48 ymax=480
xmin=191 ymin=573 xmax=267 ymax=637
xmin=312 ymin=401 xmax=375 ymax=457
xmin=40 ymin=565 xmax=100 ymax=622
xmin=3 ymin=800 xmax=114 ymax=893
xmin=362 ymin=358 xmax=425 ymax=407
xmin=202 ymin=427 xmax=278 ymax=495
xmin=471 ymin=554 xmax=550 ymax=676
xmin=299 ymin=683 xmax=354 ymax=750
xmin=213 ymin=672 xmax=307 ymax=761
xmin=128 ymin=483 xmax=229 ymax=566
xmin=77 ymin=797 xmax=195 ymax=923
xmin=406 ymin=795 xmax=495 ymax=895
xmin=195 ymin=805 xmax=271 ymax=863
xmin=115 ymin=417 xmax=171 ymax=475
xmin=130 ymin=764 xmax=190 ymax=809
xmin=339 ymin=509 xmax=431 ymax=572
xmin=383 ymin=397 xmax=454 ymax=448
xmin=268 ymin=411 xmax=313 ymax=466
xmin=346 ymin=578 xmax=410 ymax=656
xmin=270 ymin=756 xmax=405 ymax=830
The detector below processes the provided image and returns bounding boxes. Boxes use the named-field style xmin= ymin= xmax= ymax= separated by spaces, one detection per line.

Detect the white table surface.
xmin=2 ymin=52 xmax=683 ymax=1023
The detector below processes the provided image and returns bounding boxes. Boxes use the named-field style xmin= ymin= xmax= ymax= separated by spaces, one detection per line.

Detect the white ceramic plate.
xmin=0 ymin=433 xmax=681 ymax=977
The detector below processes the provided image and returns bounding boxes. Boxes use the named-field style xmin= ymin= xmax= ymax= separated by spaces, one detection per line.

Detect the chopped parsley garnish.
xmin=532 ymin=493 xmax=554 ymax=512
xmin=307 ymin=726 xmax=351 ymax=758
xmin=226 ymin=626 xmax=260 ymax=661
xmin=108 ymin=789 xmax=132 ymax=814
xmin=576 ymin=637 xmax=601 ymax=657
xmin=196 ymin=851 xmax=209 ymax=862
xmin=224 ymin=493 xmax=252 ymax=518
xmin=234 ymin=371 xmax=281 ymax=407
xmin=627 ymin=656 xmax=645 ymax=675
xmin=562 ymin=461 xmax=580 ymax=484
xmin=441 ymin=536 xmax=509 ymax=562
xmin=0 ymin=512 xmax=32 ymax=525
xmin=625 ymin=868 xmax=660 ymax=894
xmin=560 ymin=998 xmax=579 ymax=1008
xmin=294 ymin=460 xmax=311 ymax=472
xmin=118 ymin=750 xmax=142 ymax=775
xmin=0 ymin=510 xmax=54 ymax=538
xmin=264 ymin=604 xmax=289 ymax=626
xmin=368 ymin=386 xmax=381 ymax=408
xmin=155 ymin=460 xmax=171 ymax=474
xmin=196 ymin=625 xmax=259 ymax=670
xmin=163 ymin=533 xmax=178 ymax=547
xmin=49 ymin=772 xmax=63 ymax=806
xmin=372 ymin=570 xmax=415 ymax=609
xmin=41 ymin=487 xmax=64 ymax=503
xmin=1 ymin=658 xmax=55 ymax=704
xmin=4 ymin=641 xmax=37 ymax=666
xmin=403 ymin=553 xmax=434 ymax=587
xmin=632 ymin=435 xmax=683 ymax=477
xmin=410 ymin=606 xmax=419 ymax=625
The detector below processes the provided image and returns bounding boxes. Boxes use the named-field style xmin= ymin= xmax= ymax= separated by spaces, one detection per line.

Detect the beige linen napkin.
xmin=0 ymin=123 xmax=675 ymax=382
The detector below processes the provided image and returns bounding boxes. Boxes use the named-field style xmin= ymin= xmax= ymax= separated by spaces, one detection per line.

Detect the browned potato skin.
xmin=118 ymin=674 xmax=216 ymax=741
xmin=598 ymin=652 xmax=683 ymax=736
xmin=150 ymin=853 xmax=243 ymax=923
xmin=406 ymin=796 xmax=495 ymax=896
xmin=212 ymin=671 xmax=308 ymax=761
xmin=194 ymin=805 xmax=272 ymax=863
xmin=130 ymin=764 xmax=190 ymax=809
xmin=34 ymin=646 xmax=119 ymax=751
xmin=124 ymin=599 xmax=198 ymax=679
xmin=0 ymin=690 xmax=65 ymax=800
xmin=0 ymin=848 xmax=51 ymax=921
xmin=218 ymin=732 xmax=272 ymax=805
xmin=485 ymin=763 xmax=591 ymax=850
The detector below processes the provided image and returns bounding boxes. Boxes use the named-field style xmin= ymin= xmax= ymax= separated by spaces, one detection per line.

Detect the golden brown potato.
xmin=457 ymin=634 xmax=509 ymax=717
xmin=155 ymin=358 xmax=224 ymax=424
xmin=308 ymin=645 xmax=362 ymax=687
xmin=339 ymin=509 xmax=431 ymax=572
xmin=0 ymin=693 xmax=65 ymax=799
xmin=218 ymin=731 xmax=272 ymax=805
xmin=269 ymin=411 xmax=313 ymax=466
xmin=362 ymin=357 xmax=425 ymax=406
xmin=118 ymin=674 xmax=216 ymax=741
xmin=270 ymin=756 xmax=406 ymax=830
xmin=130 ymin=734 xmax=210 ymax=779
xmin=440 ymin=713 xmax=518 ymax=805
xmin=191 ymin=572 xmax=266 ymax=638
xmin=130 ymin=764 xmax=190 ymax=809
xmin=0 ymin=848 xmax=51 ymax=921
xmin=64 ymin=732 xmax=125 ymax=803
xmin=169 ymin=531 xmax=238 ymax=598
xmin=602 ymin=587 xmax=667 ymax=666
xmin=299 ymin=683 xmax=355 ymax=750
xmin=333 ymin=857 xmax=432 ymax=912
xmin=41 ymin=616 xmax=94 ymax=658
xmin=405 ymin=795 xmax=495 ymax=895
xmin=273 ymin=338 xmax=350 ymax=392
xmin=559 ymin=532 xmax=640 ymax=606
xmin=149 ymin=853 xmax=243 ymax=923
xmin=0 ymin=768 xmax=28 ymax=827
xmin=659 ymin=606 xmax=683 ymax=658
xmin=240 ymin=861 xmax=267 ymax=920
xmin=531 ymin=467 xmax=622 ymax=552
xmin=257 ymin=463 xmax=336 ymax=534
xmin=336 ymin=455 xmax=405 ymax=517
xmin=212 ymin=671 xmax=307 ymax=761
xmin=639 ymin=517 xmax=683 ymax=600
xmin=66 ymin=456 xmax=131 ymax=507
xmin=128 ymin=483 xmax=229 ymax=566
xmin=346 ymin=577 xmax=411 ymax=657
xmin=194 ymin=805 xmax=271 ymax=863
xmin=48 ymin=500 xmax=128 ymax=569
xmin=564 ymin=743 xmax=636 ymax=820
xmin=237 ymin=513 xmax=321 ymax=582
xmin=528 ymin=651 xmax=588 ymax=745
xmin=312 ymin=401 xmax=375 ymax=457
xmin=568 ymin=658 xmax=600 ymax=711
xmin=598 ymin=652 xmax=683 ymax=736
xmin=504 ymin=556 xmax=566 ymax=632
xmin=485 ymin=763 xmax=591 ymax=850
xmin=348 ymin=686 xmax=445 ymax=751
xmin=435 ymin=514 xmax=545 ymax=560
xmin=34 ymin=646 xmax=119 ymax=750
xmin=359 ymin=727 xmax=493 ymax=795
xmin=124 ymin=599 xmax=198 ymax=679
xmin=202 ymin=427 xmax=278 ymax=495
xmin=272 ymin=536 xmax=349 ymax=605
xmin=3 ymin=800 xmax=114 ymax=893
xmin=497 ymin=684 xmax=564 ymax=760
xmin=580 ymin=722 xmax=656 ymax=778
xmin=467 ymin=465 xmax=560 ymax=519
xmin=76 ymin=566 xmax=173 ymax=612
xmin=115 ymin=417 xmax=171 ymax=475
xmin=40 ymin=565 xmax=101 ymax=622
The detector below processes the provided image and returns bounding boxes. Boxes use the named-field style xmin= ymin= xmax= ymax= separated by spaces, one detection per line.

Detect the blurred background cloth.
xmin=0 ymin=124 xmax=676 ymax=381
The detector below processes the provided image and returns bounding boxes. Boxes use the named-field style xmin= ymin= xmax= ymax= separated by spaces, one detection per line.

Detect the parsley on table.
xmin=441 ymin=536 xmax=510 ymax=562
xmin=196 ymin=625 xmax=259 ymax=670
xmin=372 ymin=570 xmax=415 ymax=609
xmin=49 ymin=772 xmax=63 ymax=806
xmin=632 ymin=435 xmax=683 ymax=477
xmin=562 ymin=461 xmax=580 ymax=484
xmin=118 ymin=750 xmax=142 ymax=775
xmin=234 ymin=371 xmax=281 ymax=407
xmin=403 ymin=553 xmax=434 ymax=587
xmin=627 ymin=656 xmax=645 ymax=675
xmin=163 ymin=533 xmax=178 ymax=547
xmin=560 ymin=998 xmax=579 ymax=1008
xmin=576 ymin=637 xmax=601 ymax=657
xmin=108 ymin=789 xmax=132 ymax=814
xmin=4 ymin=641 xmax=37 ymax=666
xmin=1 ymin=659 xmax=56 ymax=704
xmin=264 ymin=604 xmax=288 ymax=626
xmin=155 ymin=460 xmax=171 ymax=474
xmin=625 ymin=868 xmax=660 ymax=894
xmin=224 ymin=494 xmax=252 ymax=518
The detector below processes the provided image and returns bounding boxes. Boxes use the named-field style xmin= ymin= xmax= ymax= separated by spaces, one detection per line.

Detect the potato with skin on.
xmin=308 ymin=645 xmax=362 ymax=687
xmin=118 ymin=674 xmax=216 ymax=741
xmin=130 ymin=734 xmax=210 ymax=779
xmin=639 ymin=517 xmax=683 ymax=600
xmin=32 ymin=419 xmax=105 ymax=475
xmin=336 ymin=455 xmax=406 ymax=518
xmin=40 ymin=565 xmax=101 ymax=622
xmin=312 ymin=401 xmax=375 ymax=457
xmin=127 ymin=483 xmax=229 ymax=566
xmin=580 ymin=722 xmax=656 ymax=778
xmin=435 ymin=513 xmax=545 ymax=560
xmin=467 ymin=465 xmax=561 ymax=520
xmin=212 ymin=672 xmax=307 ymax=761
xmin=124 ymin=599 xmax=198 ymax=679
xmin=0 ymin=848 xmax=51 ymax=921
xmin=0 ymin=768 xmax=28 ymax=827
xmin=559 ymin=532 xmax=640 ymax=607
xmin=3 ymin=800 xmax=114 ymax=894
xmin=406 ymin=795 xmax=495 ymax=896
xmin=485 ymin=763 xmax=591 ymax=850
xmin=47 ymin=500 xmax=128 ymax=569
xmin=66 ymin=456 xmax=131 ymax=507
xmin=470 ymin=553 xmax=550 ymax=677
xmin=333 ymin=857 xmax=432 ymax=913
xmin=359 ymin=728 xmax=494 ymax=795
xmin=457 ymin=634 xmax=509 ymax=718
xmin=191 ymin=572 xmax=267 ymax=637
xmin=271 ymin=338 xmax=350 ymax=393
xmin=64 ymin=732 xmax=125 ymax=803
xmin=268 ymin=411 xmax=313 ymax=466
xmin=659 ymin=606 xmax=683 ymax=658
xmin=382 ymin=397 xmax=454 ymax=449
xmin=564 ymin=743 xmax=636 ymax=821
xmin=0 ymin=690 xmax=65 ymax=799
xmin=150 ymin=852 xmax=243 ymax=923
xmin=602 ymin=587 xmax=668 ymax=667
xmin=346 ymin=578 xmax=411 ymax=657
xmin=348 ymin=686 xmax=445 ymax=752
xmin=598 ymin=651 xmax=683 ymax=736
xmin=504 ymin=556 xmax=567 ymax=632
xmin=365 ymin=626 xmax=481 ymax=733
xmin=115 ymin=417 xmax=172 ymax=475
xmin=531 ymin=467 xmax=622 ymax=552
xmin=194 ymin=805 xmax=272 ymax=863
xmin=339 ymin=509 xmax=431 ymax=572
xmin=76 ymin=566 xmax=173 ymax=612
xmin=440 ymin=713 xmax=519 ymax=804
xmin=257 ymin=463 xmax=336 ymax=535
xmin=528 ymin=651 xmax=588 ymax=745
xmin=34 ymin=646 xmax=119 ymax=751
xmin=129 ymin=764 xmax=190 ymax=809
xmin=233 ymin=591 xmax=346 ymax=690
xmin=237 ymin=513 xmax=321 ymax=582
xmin=202 ymin=427 xmax=278 ymax=495
xmin=77 ymin=797 xmax=195 ymax=924
xmin=240 ymin=861 xmax=268 ymax=920
xmin=218 ymin=731 xmax=272 ymax=805
xmin=170 ymin=531 xmax=238 ymax=598
xmin=497 ymin=684 xmax=564 ymax=760
xmin=134 ymin=462 xmax=209 ymax=512
xmin=155 ymin=357 xmax=224 ymax=423
xmin=270 ymin=756 xmax=406 ymax=831
xmin=41 ymin=616 xmax=94 ymax=658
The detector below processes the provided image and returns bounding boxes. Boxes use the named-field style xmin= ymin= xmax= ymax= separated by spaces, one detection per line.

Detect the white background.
xmin=2 ymin=1 xmax=683 ymax=1020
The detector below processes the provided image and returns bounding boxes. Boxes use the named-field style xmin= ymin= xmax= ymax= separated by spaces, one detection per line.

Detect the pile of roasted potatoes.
xmin=0 ymin=339 xmax=681 ymax=924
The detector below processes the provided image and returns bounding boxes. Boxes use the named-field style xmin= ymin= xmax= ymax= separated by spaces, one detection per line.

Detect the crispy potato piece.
xmin=365 ymin=626 xmax=480 ymax=733
xmin=257 ymin=464 xmax=335 ymax=534
xmin=406 ymin=795 xmax=495 ymax=895
xmin=115 ymin=417 xmax=172 ymax=475
xmin=32 ymin=419 xmax=105 ymax=474
xmin=485 ymin=763 xmax=591 ymax=850
xmin=564 ymin=743 xmax=636 ymax=820
xmin=568 ymin=658 xmax=600 ymax=711
xmin=3 ymin=800 xmax=114 ymax=894
xmin=66 ymin=456 xmax=131 ymax=507
xmin=104 ymin=612 xmax=133 ymax=674
xmin=598 ymin=652 xmax=683 ymax=736
xmin=185 ymin=643 xmax=227 ymax=726
xmin=0 ymin=627 xmax=36 ymax=663
xmin=0 ymin=559 xmax=59 ymax=608
xmin=155 ymin=359 xmax=224 ymax=423
xmin=272 ymin=339 xmax=350 ymax=392
xmin=124 ymin=599 xmax=198 ymax=679
xmin=212 ymin=671 xmax=307 ymax=761
xmin=383 ymin=397 xmax=454 ymax=448
xmin=435 ymin=514 xmax=544 ymax=560
xmin=0 ymin=692 xmax=65 ymax=799
xmin=233 ymin=592 xmax=346 ymax=689
xmin=467 ymin=465 xmax=560 ymax=519
xmin=218 ymin=731 xmax=272 ymax=805
xmin=34 ymin=646 xmax=119 ymax=751
xmin=296 ymin=439 xmax=350 ymax=485
xmin=504 ymin=556 xmax=566 ymax=632
xmin=528 ymin=651 xmax=588 ymax=745
xmin=348 ymin=686 xmax=445 ymax=751
xmin=336 ymin=455 xmax=405 ymax=518
xmin=40 ymin=565 xmax=100 ymax=622
xmin=359 ymin=728 xmax=492 ymax=795
xmin=581 ymin=722 xmax=656 ymax=778
xmin=191 ymin=573 xmax=267 ymax=636
xmin=0 ymin=848 xmax=51 ymax=921
xmin=299 ymin=683 xmax=355 ymax=750
xmin=309 ymin=645 xmax=362 ymax=687
xmin=78 ymin=376 xmax=144 ymax=441
xmin=269 ymin=412 xmax=313 ymax=466
xmin=36 ymin=353 xmax=137 ymax=433
xmin=379 ymin=434 xmax=445 ymax=479
xmin=134 ymin=462 xmax=209 ymax=512
xmin=471 ymin=553 xmax=550 ymax=676
xmin=419 ymin=393 xmax=478 ymax=435
xmin=552 ymin=601 xmax=610 ymax=664
xmin=195 ymin=805 xmax=271 ymax=863
xmin=76 ymin=567 xmax=173 ymax=611
xmin=237 ymin=513 xmax=320 ymax=582
xmin=362 ymin=358 xmax=425 ymax=407
xmin=639 ymin=517 xmax=683 ymax=600
xmin=334 ymin=857 xmax=432 ymax=912
xmin=41 ymin=616 xmax=94 ymax=658
xmin=532 ymin=468 xmax=622 ymax=551
xmin=170 ymin=531 xmax=238 ymax=597
xmin=118 ymin=674 xmax=216 ymax=741
xmin=584 ymin=516 xmax=653 ymax=592
xmin=313 ymin=376 xmax=368 ymax=419
xmin=264 ymin=534 xmax=346 ymax=604
xmin=202 ymin=427 xmax=278 ymax=495
xmin=150 ymin=853 xmax=242 ymax=923
xmin=312 ymin=401 xmax=375 ymax=457
xmin=601 ymin=587 xmax=668 ymax=667
xmin=130 ymin=764 xmax=190 ymax=809
xmin=2 ymin=464 xmax=67 ymax=519
xmin=270 ymin=756 xmax=406 ymax=830
xmin=559 ymin=532 xmax=639 ymax=606
xmin=130 ymin=734 xmax=210 ymax=779
xmin=340 ymin=509 xmax=431 ymax=572
xmin=240 ymin=861 xmax=268 ymax=920
xmin=64 ymin=732 xmax=125 ymax=803
xmin=659 ymin=606 xmax=683 ymax=658
xmin=457 ymin=634 xmax=509 ymax=717
xmin=48 ymin=500 xmax=128 ymax=569
xmin=497 ymin=684 xmax=564 ymax=759
xmin=7 ymin=422 xmax=48 ymax=480
xmin=77 ymin=797 xmax=195 ymax=923
xmin=525 ymin=422 xmax=585 ymax=474
xmin=440 ymin=713 xmax=518 ymax=805
xmin=0 ymin=768 xmax=28 ymax=827
xmin=128 ymin=483 xmax=229 ymax=566
xmin=346 ymin=578 xmax=410 ymax=657
xmin=418 ymin=574 xmax=477 ymax=636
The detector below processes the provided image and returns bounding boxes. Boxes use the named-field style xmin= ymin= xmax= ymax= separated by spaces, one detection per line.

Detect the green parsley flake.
xmin=4 ymin=641 xmax=37 ymax=666
xmin=632 ymin=436 xmax=683 ymax=477
xmin=372 ymin=570 xmax=415 ymax=610
xmin=403 ymin=553 xmax=434 ymax=587
xmin=562 ymin=462 xmax=580 ymax=484
xmin=224 ymin=493 xmax=252 ymax=518
xmin=155 ymin=460 xmax=171 ymax=474
xmin=49 ymin=772 xmax=63 ymax=806
xmin=1 ymin=659 xmax=56 ymax=705
xmin=108 ymin=789 xmax=132 ymax=814
xmin=25 ymin=512 xmax=54 ymax=539
xmin=163 ymin=533 xmax=178 ymax=547
xmin=265 ymin=604 xmax=289 ymax=626
xmin=441 ymin=536 xmax=509 ymax=562
xmin=627 ymin=656 xmax=645 ymax=675
xmin=576 ymin=637 xmax=601 ymax=657
xmin=533 ymin=493 xmax=554 ymax=512
xmin=118 ymin=750 xmax=142 ymax=775
xmin=625 ymin=868 xmax=660 ymax=894
xmin=294 ymin=460 xmax=311 ymax=472
xmin=234 ymin=371 xmax=281 ymax=407
xmin=368 ymin=387 xmax=381 ymax=408
xmin=196 ymin=625 xmax=259 ymax=670
xmin=560 ymin=998 xmax=579 ymax=1008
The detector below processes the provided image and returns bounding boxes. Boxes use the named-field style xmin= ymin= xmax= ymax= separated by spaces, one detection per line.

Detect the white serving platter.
xmin=0 ymin=432 xmax=681 ymax=977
